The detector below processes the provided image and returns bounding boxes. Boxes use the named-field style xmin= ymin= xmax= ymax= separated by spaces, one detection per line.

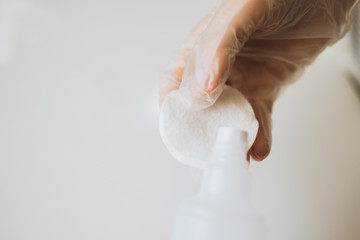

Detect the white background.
xmin=0 ymin=0 xmax=359 ymax=239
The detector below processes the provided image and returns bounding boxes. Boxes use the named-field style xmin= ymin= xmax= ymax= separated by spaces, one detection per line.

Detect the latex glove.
xmin=159 ymin=0 xmax=359 ymax=161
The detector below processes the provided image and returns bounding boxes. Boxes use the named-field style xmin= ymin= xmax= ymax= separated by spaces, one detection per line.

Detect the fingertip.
xmin=196 ymin=68 xmax=217 ymax=94
xmin=249 ymin=135 xmax=271 ymax=161
xmin=188 ymin=82 xmax=225 ymax=110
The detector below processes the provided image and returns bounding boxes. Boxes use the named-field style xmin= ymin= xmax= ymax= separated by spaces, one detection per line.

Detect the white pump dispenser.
xmin=171 ymin=127 xmax=266 ymax=240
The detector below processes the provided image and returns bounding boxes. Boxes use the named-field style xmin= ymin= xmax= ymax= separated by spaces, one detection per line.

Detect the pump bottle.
xmin=172 ymin=127 xmax=266 ymax=240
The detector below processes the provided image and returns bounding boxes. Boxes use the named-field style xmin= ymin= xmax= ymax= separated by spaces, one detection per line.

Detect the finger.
xmin=248 ymin=99 xmax=273 ymax=161
xmin=180 ymin=0 xmax=267 ymax=108
xmin=159 ymin=13 xmax=215 ymax=106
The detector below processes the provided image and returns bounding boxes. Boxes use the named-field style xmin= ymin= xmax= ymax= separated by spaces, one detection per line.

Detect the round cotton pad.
xmin=159 ymin=85 xmax=259 ymax=168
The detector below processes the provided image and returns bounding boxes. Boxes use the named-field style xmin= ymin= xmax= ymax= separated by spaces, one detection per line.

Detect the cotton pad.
xmin=159 ymin=85 xmax=259 ymax=168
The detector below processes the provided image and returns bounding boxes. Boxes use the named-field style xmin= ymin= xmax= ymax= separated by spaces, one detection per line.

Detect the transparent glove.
xmin=159 ymin=0 xmax=359 ymax=161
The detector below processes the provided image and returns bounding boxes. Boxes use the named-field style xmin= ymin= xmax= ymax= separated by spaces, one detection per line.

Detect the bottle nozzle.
xmin=212 ymin=127 xmax=249 ymax=169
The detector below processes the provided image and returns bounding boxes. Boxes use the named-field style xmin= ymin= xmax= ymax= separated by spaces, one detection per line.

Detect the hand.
xmin=159 ymin=0 xmax=358 ymax=160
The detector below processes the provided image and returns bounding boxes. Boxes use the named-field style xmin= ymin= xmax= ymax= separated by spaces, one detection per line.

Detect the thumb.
xmin=179 ymin=0 xmax=266 ymax=108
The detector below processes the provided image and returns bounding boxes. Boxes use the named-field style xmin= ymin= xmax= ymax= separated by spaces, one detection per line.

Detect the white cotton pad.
xmin=159 ymin=85 xmax=259 ymax=168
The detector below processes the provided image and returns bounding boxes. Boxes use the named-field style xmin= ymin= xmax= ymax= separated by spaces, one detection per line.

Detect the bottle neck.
xmin=198 ymin=127 xmax=251 ymax=202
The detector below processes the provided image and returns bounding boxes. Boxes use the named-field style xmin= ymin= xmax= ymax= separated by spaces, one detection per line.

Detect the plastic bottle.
xmin=171 ymin=127 xmax=266 ymax=240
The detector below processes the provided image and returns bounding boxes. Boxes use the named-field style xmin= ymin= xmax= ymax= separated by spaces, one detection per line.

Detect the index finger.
xmin=159 ymin=13 xmax=215 ymax=106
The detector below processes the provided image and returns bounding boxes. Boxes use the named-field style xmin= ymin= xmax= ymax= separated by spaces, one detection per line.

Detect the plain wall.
xmin=0 ymin=0 xmax=359 ymax=239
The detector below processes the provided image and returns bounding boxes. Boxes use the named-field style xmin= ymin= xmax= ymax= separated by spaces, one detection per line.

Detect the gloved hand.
xmin=159 ymin=0 xmax=359 ymax=161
